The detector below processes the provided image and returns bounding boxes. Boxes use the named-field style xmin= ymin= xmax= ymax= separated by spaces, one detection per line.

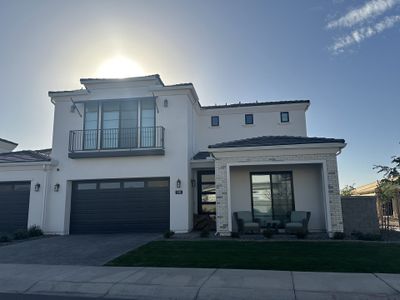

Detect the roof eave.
xmin=209 ymin=142 xmax=346 ymax=152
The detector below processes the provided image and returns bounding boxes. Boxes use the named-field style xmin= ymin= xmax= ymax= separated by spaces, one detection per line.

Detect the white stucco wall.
xmin=0 ymin=164 xmax=52 ymax=230
xmin=230 ymin=164 xmax=325 ymax=232
xmin=48 ymin=83 xmax=194 ymax=234
xmin=195 ymin=104 xmax=308 ymax=151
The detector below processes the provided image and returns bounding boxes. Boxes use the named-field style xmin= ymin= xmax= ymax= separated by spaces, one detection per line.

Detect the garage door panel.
xmin=70 ymin=178 xmax=170 ymax=234
xmin=0 ymin=182 xmax=30 ymax=233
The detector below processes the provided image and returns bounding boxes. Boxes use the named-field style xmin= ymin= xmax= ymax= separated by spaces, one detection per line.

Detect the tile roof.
xmin=192 ymin=151 xmax=213 ymax=160
xmin=201 ymin=100 xmax=310 ymax=110
xmin=0 ymin=150 xmax=51 ymax=164
xmin=208 ymin=136 xmax=345 ymax=149
xmin=0 ymin=138 xmax=18 ymax=146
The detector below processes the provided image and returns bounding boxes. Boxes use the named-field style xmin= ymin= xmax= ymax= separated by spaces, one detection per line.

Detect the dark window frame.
xmin=280 ymin=112 xmax=290 ymax=123
xmin=197 ymin=170 xmax=216 ymax=215
xmin=249 ymin=171 xmax=295 ymax=223
xmin=245 ymin=114 xmax=254 ymax=125
xmin=211 ymin=116 xmax=219 ymax=127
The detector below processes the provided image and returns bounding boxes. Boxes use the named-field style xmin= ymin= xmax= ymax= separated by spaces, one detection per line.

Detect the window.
xmin=99 ymin=182 xmax=121 ymax=189
xmin=77 ymin=183 xmax=97 ymax=190
xmin=14 ymin=183 xmax=31 ymax=191
xmin=82 ymin=99 xmax=156 ymax=150
xmin=280 ymin=112 xmax=289 ymax=123
xmin=148 ymin=180 xmax=169 ymax=188
xmin=83 ymin=102 xmax=98 ymax=150
xmin=211 ymin=116 xmax=219 ymax=127
xmin=123 ymin=181 xmax=145 ymax=189
xmin=250 ymin=172 xmax=294 ymax=226
xmin=245 ymin=114 xmax=254 ymax=125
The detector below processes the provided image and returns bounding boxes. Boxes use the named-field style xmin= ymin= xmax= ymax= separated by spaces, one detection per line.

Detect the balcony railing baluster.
xmin=69 ymin=126 xmax=164 ymax=153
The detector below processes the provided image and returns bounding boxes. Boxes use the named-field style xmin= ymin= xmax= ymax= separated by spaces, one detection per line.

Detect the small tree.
xmin=341 ymin=184 xmax=355 ymax=197
xmin=374 ymin=155 xmax=400 ymax=229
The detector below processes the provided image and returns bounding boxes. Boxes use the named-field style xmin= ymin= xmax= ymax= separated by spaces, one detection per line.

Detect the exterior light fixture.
xmin=164 ymin=99 xmax=168 ymax=107
xmin=176 ymin=179 xmax=181 ymax=189
xmin=54 ymin=183 xmax=60 ymax=192
xmin=34 ymin=183 xmax=41 ymax=192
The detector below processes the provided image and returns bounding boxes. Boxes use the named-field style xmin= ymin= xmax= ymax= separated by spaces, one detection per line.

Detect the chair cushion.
xmin=285 ymin=222 xmax=303 ymax=229
xmin=236 ymin=211 xmax=253 ymax=222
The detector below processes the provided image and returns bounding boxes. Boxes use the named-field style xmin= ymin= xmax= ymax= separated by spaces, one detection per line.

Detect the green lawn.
xmin=106 ymin=240 xmax=400 ymax=273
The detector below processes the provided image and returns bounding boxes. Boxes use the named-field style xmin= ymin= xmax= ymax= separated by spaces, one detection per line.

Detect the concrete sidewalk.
xmin=1 ymin=264 xmax=400 ymax=299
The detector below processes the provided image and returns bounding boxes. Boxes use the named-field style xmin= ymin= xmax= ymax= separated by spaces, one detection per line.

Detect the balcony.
xmin=68 ymin=127 xmax=165 ymax=158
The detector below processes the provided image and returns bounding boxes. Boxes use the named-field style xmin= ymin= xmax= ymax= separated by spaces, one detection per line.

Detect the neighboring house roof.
xmin=0 ymin=137 xmax=18 ymax=146
xmin=192 ymin=151 xmax=213 ymax=160
xmin=0 ymin=150 xmax=51 ymax=164
xmin=208 ymin=135 xmax=346 ymax=149
xmin=202 ymin=100 xmax=310 ymax=110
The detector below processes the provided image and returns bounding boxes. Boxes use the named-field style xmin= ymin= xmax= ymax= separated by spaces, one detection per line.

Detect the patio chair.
xmin=233 ymin=211 xmax=261 ymax=234
xmin=285 ymin=211 xmax=311 ymax=235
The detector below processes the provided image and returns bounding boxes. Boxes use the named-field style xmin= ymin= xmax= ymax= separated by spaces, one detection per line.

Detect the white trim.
xmin=227 ymin=165 xmax=232 ymax=232
xmin=0 ymin=161 xmax=53 ymax=168
xmin=210 ymin=142 xmax=346 ymax=153
xmin=225 ymin=159 xmax=330 ymax=234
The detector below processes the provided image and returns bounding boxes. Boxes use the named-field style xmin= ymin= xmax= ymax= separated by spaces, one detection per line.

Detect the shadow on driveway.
xmin=0 ymin=233 xmax=160 ymax=266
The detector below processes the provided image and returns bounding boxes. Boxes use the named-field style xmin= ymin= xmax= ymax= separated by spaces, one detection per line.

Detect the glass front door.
xmin=197 ymin=170 xmax=216 ymax=215
xmin=250 ymin=172 xmax=294 ymax=226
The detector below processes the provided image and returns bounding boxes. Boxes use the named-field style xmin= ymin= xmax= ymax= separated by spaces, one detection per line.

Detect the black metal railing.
xmin=69 ymin=127 xmax=165 ymax=152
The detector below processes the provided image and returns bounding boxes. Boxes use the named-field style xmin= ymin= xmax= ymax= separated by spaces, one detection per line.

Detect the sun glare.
xmin=96 ymin=56 xmax=145 ymax=79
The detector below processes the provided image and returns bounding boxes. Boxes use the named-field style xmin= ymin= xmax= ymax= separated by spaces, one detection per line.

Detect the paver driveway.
xmin=0 ymin=233 xmax=159 ymax=265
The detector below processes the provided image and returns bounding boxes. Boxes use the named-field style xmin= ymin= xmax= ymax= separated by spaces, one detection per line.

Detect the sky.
xmin=0 ymin=0 xmax=399 ymax=188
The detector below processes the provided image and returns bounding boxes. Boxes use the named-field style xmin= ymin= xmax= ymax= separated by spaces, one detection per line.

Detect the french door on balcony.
xmin=83 ymin=99 xmax=155 ymax=150
xmin=250 ymin=172 xmax=294 ymax=226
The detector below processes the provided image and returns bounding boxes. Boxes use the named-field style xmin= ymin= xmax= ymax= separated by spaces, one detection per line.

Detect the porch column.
xmin=215 ymin=158 xmax=230 ymax=236
xmin=325 ymin=155 xmax=344 ymax=233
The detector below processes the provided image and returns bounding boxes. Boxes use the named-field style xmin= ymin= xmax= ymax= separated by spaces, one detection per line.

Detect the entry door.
xmin=250 ymin=172 xmax=294 ymax=226
xmin=197 ymin=170 xmax=216 ymax=215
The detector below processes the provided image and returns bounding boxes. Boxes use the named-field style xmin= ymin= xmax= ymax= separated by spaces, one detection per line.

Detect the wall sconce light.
xmin=191 ymin=179 xmax=196 ymax=187
xmin=163 ymin=99 xmax=168 ymax=107
xmin=34 ymin=183 xmax=41 ymax=192
xmin=176 ymin=179 xmax=181 ymax=189
xmin=54 ymin=183 xmax=60 ymax=192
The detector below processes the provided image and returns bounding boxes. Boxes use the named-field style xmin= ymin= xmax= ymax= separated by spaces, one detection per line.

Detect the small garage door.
xmin=70 ymin=178 xmax=170 ymax=234
xmin=0 ymin=181 xmax=30 ymax=233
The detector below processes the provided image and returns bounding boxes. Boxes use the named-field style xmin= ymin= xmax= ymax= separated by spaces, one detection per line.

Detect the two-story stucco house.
xmin=0 ymin=74 xmax=346 ymax=236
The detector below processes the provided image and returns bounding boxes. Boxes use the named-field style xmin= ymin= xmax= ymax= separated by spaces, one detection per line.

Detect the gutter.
xmin=208 ymin=142 xmax=347 ymax=153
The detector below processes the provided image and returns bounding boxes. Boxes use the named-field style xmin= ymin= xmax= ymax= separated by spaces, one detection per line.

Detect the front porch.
xmin=212 ymin=150 xmax=344 ymax=237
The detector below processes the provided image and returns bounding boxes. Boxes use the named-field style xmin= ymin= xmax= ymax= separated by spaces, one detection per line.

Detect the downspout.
xmin=41 ymin=164 xmax=50 ymax=230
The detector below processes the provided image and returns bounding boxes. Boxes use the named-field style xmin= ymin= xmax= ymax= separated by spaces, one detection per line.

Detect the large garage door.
xmin=0 ymin=181 xmax=30 ymax=233
xmin=70 ymin=178 xmax=170 ymax=234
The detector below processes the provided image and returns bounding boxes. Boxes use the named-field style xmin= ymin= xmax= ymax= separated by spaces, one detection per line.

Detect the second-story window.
xmin=211 ymin=116 xmax=219 ymax=127
xmin=83 ymin=99 xmax=155 ymax=150
xmin=245 ymin=114 xmax=254 ymax=125
xmin=280 ymin=112 xmax=289 ymax=123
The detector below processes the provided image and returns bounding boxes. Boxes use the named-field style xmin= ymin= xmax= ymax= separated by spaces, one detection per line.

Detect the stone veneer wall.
xmin=214 ymin=153 xmax=343 ymax=236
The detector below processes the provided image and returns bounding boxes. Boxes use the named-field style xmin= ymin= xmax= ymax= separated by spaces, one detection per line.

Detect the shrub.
xmin=332 ymin=232 xmax=346 ymax=240
xmin=295 ymin=231 xmax=307 ymax=239
xmin=351 ymin=231 xmax=364 ymax=240
xmin=13 ymin=229 xmax=29 ymax=240
xmin=163 ymin=230 xmax=175 ymax=239
xmin=262 ymin=229 xmax=274 ymax=239
xmin=200 ymin=229 xmax=210 ymax=238
xmin=0 ymin=234 xmax=11 ymax=243
xmin=28 ymin=225 xmax=43 ymax=237
xmin=231 ymin=232 xmax=240 ymax=238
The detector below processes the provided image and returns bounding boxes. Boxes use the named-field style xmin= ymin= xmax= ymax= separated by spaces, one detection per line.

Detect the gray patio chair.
xmin=285 ymin=211 xmax=311 ymax=234
xmin=233 ymin=211 xmax=261 ymax=234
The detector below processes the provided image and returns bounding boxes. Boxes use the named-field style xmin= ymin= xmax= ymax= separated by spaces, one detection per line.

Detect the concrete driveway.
xmin=0 ymin=233 xmax=159 ymax=266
